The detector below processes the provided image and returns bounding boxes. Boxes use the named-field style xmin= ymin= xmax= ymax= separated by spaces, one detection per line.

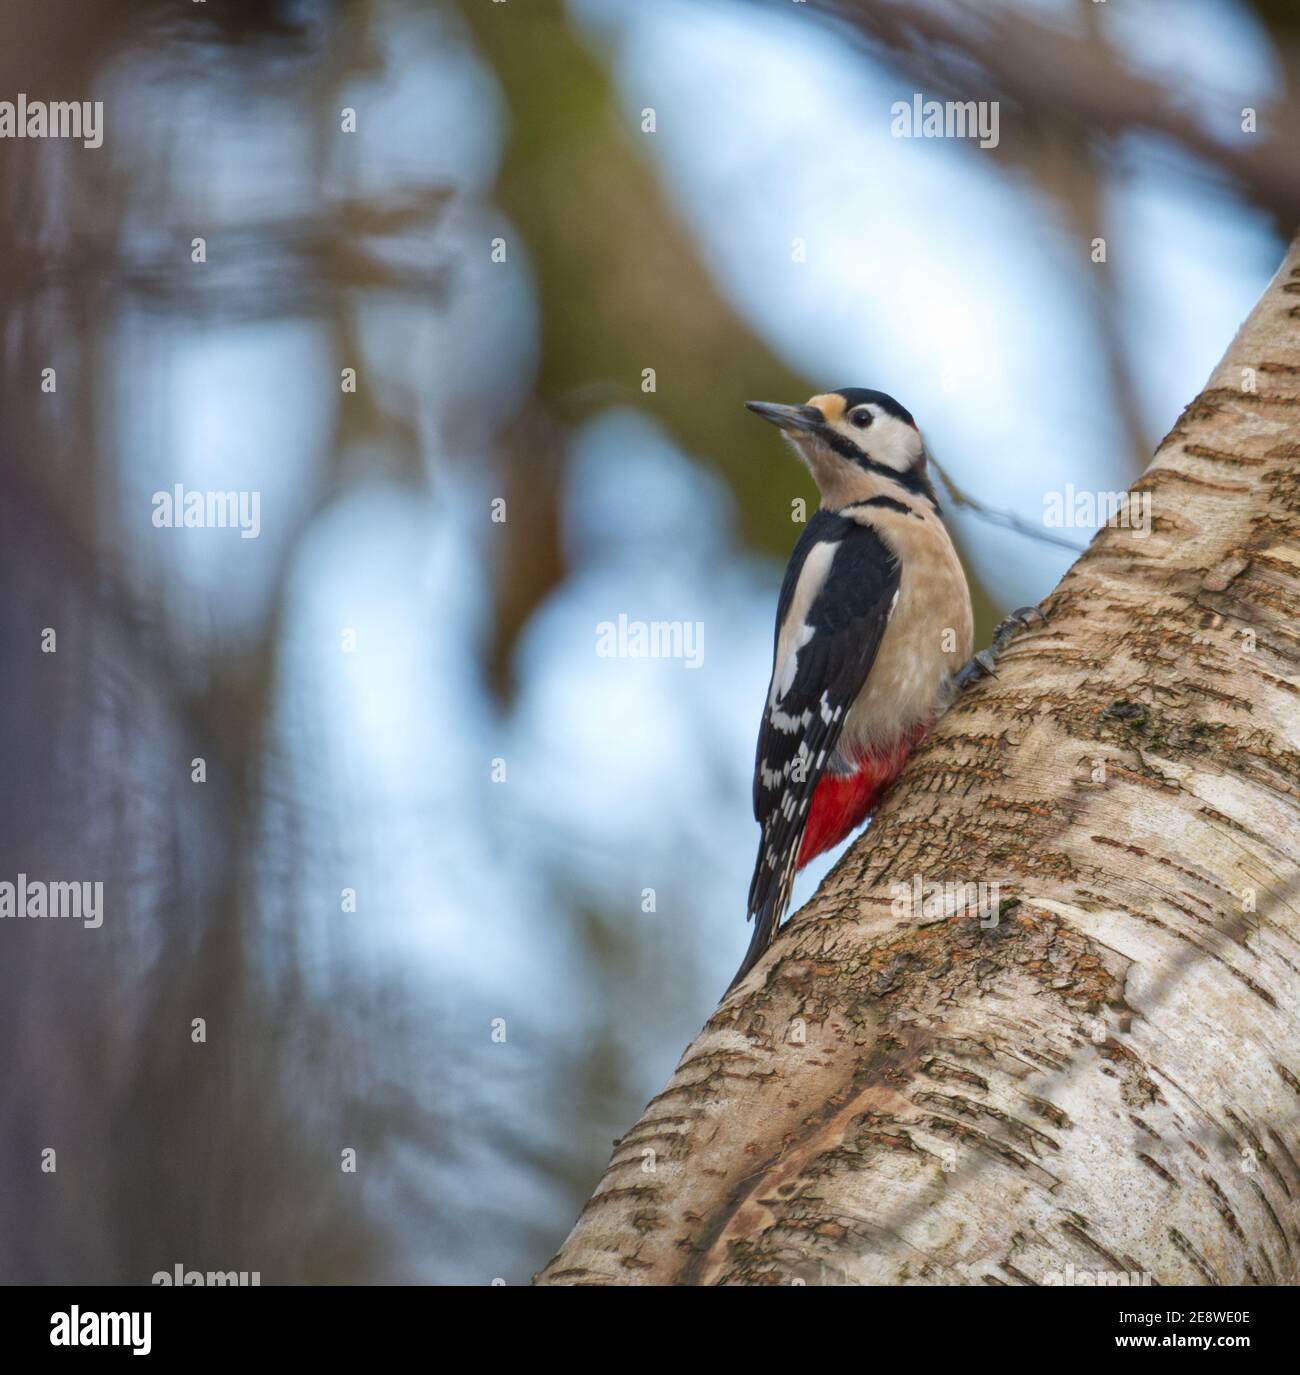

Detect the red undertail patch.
xmin=796 ymin=729 xmax=926 ymax=868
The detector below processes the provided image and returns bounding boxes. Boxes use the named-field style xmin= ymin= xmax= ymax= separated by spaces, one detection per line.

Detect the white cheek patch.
xmin=869 ymin=414 xmax=921 ymax=471
xmin=836 ymin=408 xmax=921 ymax=473
xmin=892 ymin=416 xmax=924 ymax=468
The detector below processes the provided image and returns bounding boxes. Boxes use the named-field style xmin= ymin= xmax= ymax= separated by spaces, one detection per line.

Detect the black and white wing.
xmin=731 ymin=509 xmax=900 ymax=989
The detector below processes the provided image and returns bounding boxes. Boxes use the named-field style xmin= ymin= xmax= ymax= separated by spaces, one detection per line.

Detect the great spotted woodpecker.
xmin=730 ymin=388 xmax=1040 ymax=992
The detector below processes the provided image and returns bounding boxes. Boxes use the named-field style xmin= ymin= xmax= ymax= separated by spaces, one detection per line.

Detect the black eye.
xmin=850 ymin=409 xmax=873 ymax=429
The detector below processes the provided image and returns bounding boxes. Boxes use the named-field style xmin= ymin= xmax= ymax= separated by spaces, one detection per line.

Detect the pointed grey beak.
xmin=745 ymin=400 xmax=824 ymax=434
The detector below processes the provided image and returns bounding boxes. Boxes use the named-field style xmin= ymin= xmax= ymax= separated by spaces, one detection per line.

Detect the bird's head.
xmin=745 ymin=388 xmax=934 ymax=507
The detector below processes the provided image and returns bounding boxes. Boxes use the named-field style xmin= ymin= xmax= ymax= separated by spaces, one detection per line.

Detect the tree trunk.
xmin=537 ymin=234 xmax=1300 ymax=1287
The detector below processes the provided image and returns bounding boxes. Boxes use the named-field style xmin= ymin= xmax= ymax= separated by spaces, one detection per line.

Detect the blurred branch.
xmin=813 ymin=0 xmax=1300 ymax=223
xmin=5 ymin=192 xmax=454 ymax=322
xmin=929 ymin=451 xmax=1086 ymax=553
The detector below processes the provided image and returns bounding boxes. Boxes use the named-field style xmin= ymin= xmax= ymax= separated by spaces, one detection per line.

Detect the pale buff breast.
xmin=840 ymin=503 xmax=973 ymax=753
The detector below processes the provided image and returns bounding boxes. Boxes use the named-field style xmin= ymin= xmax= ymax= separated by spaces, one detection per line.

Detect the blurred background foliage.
xmin=0 ymin=0 xmax=1295 ymax=1283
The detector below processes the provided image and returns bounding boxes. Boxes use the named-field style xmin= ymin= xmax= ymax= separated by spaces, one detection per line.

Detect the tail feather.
xmin=725 ymin=900 xmax=779 ymax=996
xmin=725 ymin=845 xmax=798 ymax=996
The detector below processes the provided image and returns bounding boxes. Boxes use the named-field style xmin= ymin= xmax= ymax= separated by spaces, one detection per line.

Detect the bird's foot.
xmin=954 ymin=606 xmax=1046 ymax=692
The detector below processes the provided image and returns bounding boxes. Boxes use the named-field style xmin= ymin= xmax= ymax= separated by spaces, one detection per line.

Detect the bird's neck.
xmin=820 ymin=464 xmax=938 ymax=515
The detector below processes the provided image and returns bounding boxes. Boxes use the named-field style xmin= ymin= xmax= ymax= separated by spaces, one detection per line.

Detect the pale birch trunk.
xmin=538 ymin=234 xmax=1300 ymax=1287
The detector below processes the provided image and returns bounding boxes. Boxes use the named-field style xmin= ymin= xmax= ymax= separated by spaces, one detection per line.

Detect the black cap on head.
xmin=830 ymin=388 xmax=916 ymax=429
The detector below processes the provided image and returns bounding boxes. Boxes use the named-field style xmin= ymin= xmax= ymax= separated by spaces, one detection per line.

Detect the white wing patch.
xmin=775 ymin=624 xmax=815 ymax=699
xmin=767 ymin=538 xmax=837 ymax=709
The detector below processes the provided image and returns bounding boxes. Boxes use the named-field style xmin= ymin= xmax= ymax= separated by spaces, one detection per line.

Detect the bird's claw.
xmin=954 ymin=606 xmax=1046 ymax=693
xmin=954 ymin=648 xmax=997 ymax=691
xmin=991 ymin=605 xmax=1046 ymax=653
